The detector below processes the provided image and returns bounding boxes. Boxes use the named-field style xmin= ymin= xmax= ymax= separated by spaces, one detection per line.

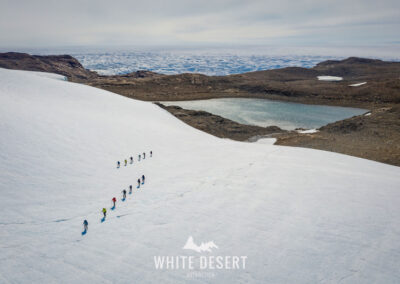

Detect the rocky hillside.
xmin=0 ymin=52 xmax=98 ymax=80
xmin=0 ymin=52 xmax=160 ymax=81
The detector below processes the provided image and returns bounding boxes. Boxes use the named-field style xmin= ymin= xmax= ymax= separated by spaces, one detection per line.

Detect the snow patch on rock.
xmin=349 ymin=82 xmax=367 ymax=87
xmin=317 ymin=76 xmax=343 ymax=81
xmin=298 ymin=129 xmax=319 ymax=134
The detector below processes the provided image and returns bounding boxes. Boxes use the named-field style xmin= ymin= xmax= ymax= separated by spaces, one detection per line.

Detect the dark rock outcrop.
xmin=0 ymin=52 xmax=98 ymax=80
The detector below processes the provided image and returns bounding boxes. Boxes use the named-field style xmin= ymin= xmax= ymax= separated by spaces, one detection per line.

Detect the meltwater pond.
xmin=162 ymin=98 xmax=367 ymax=130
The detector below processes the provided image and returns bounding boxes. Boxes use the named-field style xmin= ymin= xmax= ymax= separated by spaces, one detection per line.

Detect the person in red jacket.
xmin=112 ymin=197 xmax=117 ymax=208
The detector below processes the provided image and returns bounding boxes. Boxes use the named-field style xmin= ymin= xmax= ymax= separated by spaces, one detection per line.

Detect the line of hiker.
xmin=117 ymin=151 xmax=153 ymax=168
xmin=82 ymin=174 xmax=146 ymax=233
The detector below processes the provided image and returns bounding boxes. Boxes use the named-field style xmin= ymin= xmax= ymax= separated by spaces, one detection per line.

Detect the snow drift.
xmin=317 ymin=76 xmax=343 ymax=81
xmin=0 ymin=68 xmax=399 ymax=283
xmin=349 ymin=82 xmax=367 ymax=87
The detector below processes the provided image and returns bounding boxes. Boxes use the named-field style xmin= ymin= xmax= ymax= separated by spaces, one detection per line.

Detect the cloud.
xmin=0 ymin=0 xmax=399 ymax=47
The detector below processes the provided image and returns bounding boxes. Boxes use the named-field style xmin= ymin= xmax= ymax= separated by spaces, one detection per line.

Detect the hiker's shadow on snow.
xmin=101 ymin=217 xmax=106 ymax=223
xmin=111 ymin=205 xmax=115 ymax=210
xmin=122 ymin=198 xmax=126 ymax=202
xmin=81 ymin=229 xmax=87 ymax=236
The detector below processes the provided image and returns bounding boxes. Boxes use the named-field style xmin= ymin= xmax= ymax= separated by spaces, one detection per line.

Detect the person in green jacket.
xmin=102 ymin=208 xmax=107 ymax=218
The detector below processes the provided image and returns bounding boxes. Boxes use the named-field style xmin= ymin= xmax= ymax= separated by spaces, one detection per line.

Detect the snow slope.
xmin=0 ymin=68 xmax=399 ymax=283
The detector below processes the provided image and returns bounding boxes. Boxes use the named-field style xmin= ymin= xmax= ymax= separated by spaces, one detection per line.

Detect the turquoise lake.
xmin=162 ymin=98 xmax=368 ymax=130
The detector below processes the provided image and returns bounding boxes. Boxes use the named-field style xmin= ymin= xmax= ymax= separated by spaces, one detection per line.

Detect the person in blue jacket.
xmin=83 ymin=220 xmax=88 ymax=231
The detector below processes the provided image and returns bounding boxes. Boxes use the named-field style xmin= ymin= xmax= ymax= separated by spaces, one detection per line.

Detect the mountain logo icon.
xmin=183 ymin=236 xmax=218 ymax=253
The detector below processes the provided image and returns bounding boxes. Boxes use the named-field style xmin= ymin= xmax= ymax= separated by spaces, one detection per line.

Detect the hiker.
xmin=143 ymin=152 xmax=146 ymax=159
xmin=117 ymin=161 xmax=120 ymax=168
xmin=130 ymin=156 xmax=133 ymax=164
xmin=112 ymin=197 xmax=117 ymax=207
xmin=102 ymin=208 xmax=107 ymax=218
xmin=137 ymin=178 xmax=141 ymax=188
xmin=124 ymin=159 xmax=127 ymax=166
xmin=142 ymin=175 xmax=145 ymax=185
xmin=122 ymin=189 xmax=127 ymax=199
xmin=150 ymin=151 xmax=152 ymax=157
xmin=138 ymin=154 xmax=141 ymax=161
xmin=129 ymin=185 xmax=133 ymax=194
xmin=83 ymin=220 xmax=88 ymax=231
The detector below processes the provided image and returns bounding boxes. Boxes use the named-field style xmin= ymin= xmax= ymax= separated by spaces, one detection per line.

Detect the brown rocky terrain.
xmin=85 ymin=57 xmax=400 ymax=108
xmin=275 ymin=106 xmax=400 ymax=166
xmin=1 ymin=52 xmax=399 ymax=166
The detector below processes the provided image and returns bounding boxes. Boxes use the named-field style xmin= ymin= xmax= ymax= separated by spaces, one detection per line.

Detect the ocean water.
xmin=11 ymin=45 xmax=399 ymax=76
xmin=162 ymin=98 xmax=367 ymax=130
xmin=73 ymin=51 xmax=335 ymax=76
xmin=64 ymin=46 xmax=400 ymax=75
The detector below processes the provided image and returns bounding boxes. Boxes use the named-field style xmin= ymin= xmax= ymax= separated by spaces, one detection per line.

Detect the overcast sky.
xmin=0 ymin=0 xmax=399 ymax=48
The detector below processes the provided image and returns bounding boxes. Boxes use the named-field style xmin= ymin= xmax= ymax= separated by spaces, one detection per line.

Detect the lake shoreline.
xmin=160 ymin=97 xmax=368 ymax=130
xmin=155 ymin=103 xmax=288 ymax=141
